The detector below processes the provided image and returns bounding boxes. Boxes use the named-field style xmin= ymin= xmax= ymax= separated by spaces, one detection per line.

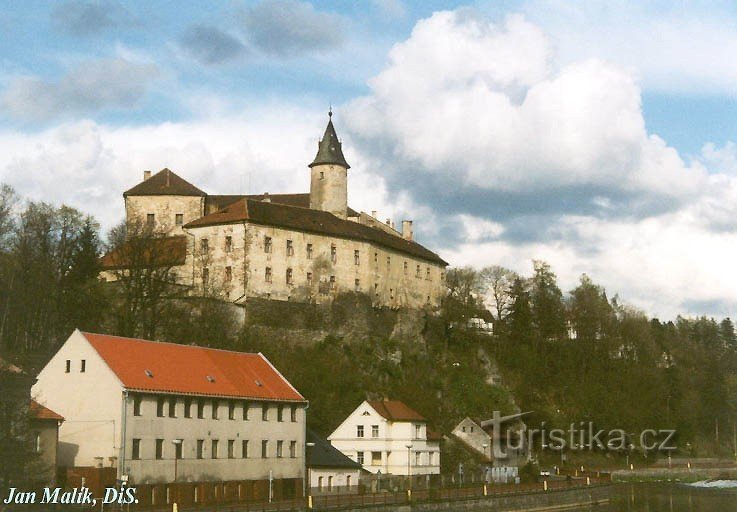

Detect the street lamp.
xmin=305 ymin=442 xmax=315 ymax=498
xmin=171 ymin=439 xmax=183 ymax=505
xmin=171 ymin=439 xmax=183 ymax=482
xmin=406 ymin=444 xmax=413 ymax=489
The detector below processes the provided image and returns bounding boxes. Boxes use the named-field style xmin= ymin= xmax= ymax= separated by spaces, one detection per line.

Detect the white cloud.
xmin=514 ymin=0 xmax=737 ymax=96
xmin=1 ymin=58 xmax=159 ymax=121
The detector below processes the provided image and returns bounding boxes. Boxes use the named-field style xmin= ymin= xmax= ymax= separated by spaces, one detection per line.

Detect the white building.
xmin=327 ymin=399 xmax=440 ymax=476
xmin=32 ymin=330 xmax=308 ymax=504
xmin=306 ymin=429 xmax=362 ymax=495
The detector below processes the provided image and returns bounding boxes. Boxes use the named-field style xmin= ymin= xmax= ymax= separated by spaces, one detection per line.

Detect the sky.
xmin=2 ymin=1 xmax=737 ymax=320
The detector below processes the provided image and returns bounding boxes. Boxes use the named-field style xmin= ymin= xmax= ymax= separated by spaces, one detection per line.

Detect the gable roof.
xmin=185 ymin=199 xmax=447 ymax=265
xmin=80 ymin=331 xmax=305 ymax=402
xmin=367 ymin=399 xmax=427 ymax=422
xmin=124 ymin=168 xmax=206 ymax=197
xmin=30 ymin=400 xmax=64 ymax=421
xmin=307 ymin=430 xmax=362 ymax=469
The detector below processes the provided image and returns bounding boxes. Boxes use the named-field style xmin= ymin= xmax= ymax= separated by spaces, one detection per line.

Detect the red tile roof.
xmin=367 ymin=399 xmax=427 ymax=422
xmin=81 ymin=332 xmax=305 ymax=402
xmin=124 ymin=169 xmax=206 ymax=197
xmin=30 ymin=400 xmax=64 ymax=421
xmin=206 ymin=193 xmax=358 ymax=217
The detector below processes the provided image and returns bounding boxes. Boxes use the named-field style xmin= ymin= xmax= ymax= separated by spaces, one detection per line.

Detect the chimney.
xmin=262 ymin=192 xmax=271 ymax=203
xmin=402 ymin=220 xmax=414 ymax=241
xmin=143 ymin=170 xmax=151 ymax=181
xmin=371 ymin=210 xmax=377 ymax=218
xmin=386 ymin=218 xmax=391 ymax=226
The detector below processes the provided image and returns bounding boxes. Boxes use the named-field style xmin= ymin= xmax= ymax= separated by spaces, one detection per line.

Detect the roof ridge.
xmin=80 ymin=331 xmax=262 ymax=358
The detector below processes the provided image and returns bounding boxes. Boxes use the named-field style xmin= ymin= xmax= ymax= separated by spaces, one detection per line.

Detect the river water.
xmin=581 ymin=482 xmax=737 ymax=511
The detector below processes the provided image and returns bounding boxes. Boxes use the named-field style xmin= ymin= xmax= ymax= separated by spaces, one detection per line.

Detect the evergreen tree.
xmin=530 ymin=260 xmax=566 ymax=341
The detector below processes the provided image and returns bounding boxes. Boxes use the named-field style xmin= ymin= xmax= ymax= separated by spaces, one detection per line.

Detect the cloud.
xmin=242 ymin=0 xmax=344 ymax=57
xmin=51 ymin=0 xmax=135 ymax=36
xmin=346 ymin=11 xmax=705 ymax=224
xmin=516 ymin=0 xmax=737 ymax=96
xmin=179 ymin=24 xmax=248 ymax=65
xmin=1 ymin=58 xmax=159 ymax=122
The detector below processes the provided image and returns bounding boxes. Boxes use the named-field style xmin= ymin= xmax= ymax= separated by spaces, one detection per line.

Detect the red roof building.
xmin=32 ymin=330 xmax=307 ymax=495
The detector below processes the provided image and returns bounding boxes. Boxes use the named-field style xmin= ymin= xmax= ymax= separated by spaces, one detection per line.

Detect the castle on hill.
xmin=104 ymin=112 xmax=447 ymax=309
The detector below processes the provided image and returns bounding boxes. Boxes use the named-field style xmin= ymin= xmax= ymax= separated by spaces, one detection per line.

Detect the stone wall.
xmin=125 ymin=195 xmax=204 ymax=236
xmin=184 ymin=221 xmax=446 ymax=309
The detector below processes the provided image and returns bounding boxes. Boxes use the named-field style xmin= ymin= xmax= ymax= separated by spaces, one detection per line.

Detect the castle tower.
xmin=309 ymin=111 xmax=350 ymax=219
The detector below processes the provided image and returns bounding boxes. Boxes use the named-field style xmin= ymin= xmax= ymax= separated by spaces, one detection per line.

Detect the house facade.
xmin=105 ymin=113 xmax=447 ymax=309
xmin=29 ymin=400 xmax=64 ymax=484
xmin=327 ymin=400 xmax=440 ymax=477
xmin=31 ymin=330 xmax=307 ymax=504
xmin=306 ymin=430 xmax=362 ymax=495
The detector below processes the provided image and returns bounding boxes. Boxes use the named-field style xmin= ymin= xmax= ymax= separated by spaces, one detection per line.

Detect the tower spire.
xmin=309 ymin=111 xmax=350 ymax=169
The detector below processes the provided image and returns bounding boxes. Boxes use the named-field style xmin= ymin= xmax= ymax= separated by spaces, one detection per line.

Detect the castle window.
xmin=146 ymin=213 xmax=154 ymax=226
xmin=441 ymin=272 xmax=445 ymax=281
xmin=416 ymin=265 xmax=421 ymax=278
xmin=307 ymin=272 xmax=313 ymax=286
xmin=426 ymin=267 xmax=431 ymax=280
xmin=286 ymin=240 xmax=294 ymax=256
xmin=330 ymin=244 xmax=337 ymax=263
xmin=404 ymin=261 xmax=408 ymax=274
xmin=320 ymin=171 xmax=324 ymax=180
xmin=290 ymin=440 xmax=297 ymax=458
xmin=264 ymin=236 xmax=272 ymax=253
xmin=387 ymin=256 xmax=391 ymax=267
xmin=374 ymin=283 xmax=378 ymax=296
xmin=65 ymin=359 xmax=70 ymax=373
xmin=355 ymin=279 xmax=360 ymax=292
xmin=329 ymin=275 xmax=336 ymax=290
xmin=374 ymin=252 xmax=378 ymax=263
xmin=354 ymin=249 xmax=360 ymax=265
xmin=225 ymin=236 xmax=232 ymax=252
xmin=211 ymin=439 xmax=219 ymax=459
xmin=200 ymin=238 xmax=209 ymax=254
xmin=265 ymin=267 xmax=272 ymax=283
xmin=286 ymin=268 xmax=293 ymax=285
xmin=390 ymin=288 xmax=394 ymax=300
xmin=175 ymin=213 xmax=183 ymax=226
xmin=225 ymin=266 xmax=232 ymax=282
xmin=202 ymin=267 xmax=209 ymax=284
xmin=306 ymin=243 xmax=313 ymax=259
xmin=277 ymin=440 xmax=283 ymax=458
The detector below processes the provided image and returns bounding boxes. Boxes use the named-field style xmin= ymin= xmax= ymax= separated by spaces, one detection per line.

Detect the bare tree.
xmin=104 ymin=221 xmax=187 ymax=338
xmin=479 ymin=265 xmax=518 ymax=322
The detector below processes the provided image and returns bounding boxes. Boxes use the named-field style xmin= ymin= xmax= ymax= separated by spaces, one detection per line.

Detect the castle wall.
xmin=184 ymin=222 xmax=445 ymax=309
xmin=125 ymin=195 xmax=204 ymax=236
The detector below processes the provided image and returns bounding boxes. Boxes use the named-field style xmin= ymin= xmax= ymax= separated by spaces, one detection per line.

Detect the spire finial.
xmin=328 ymin=103 xmax=332 ymax=118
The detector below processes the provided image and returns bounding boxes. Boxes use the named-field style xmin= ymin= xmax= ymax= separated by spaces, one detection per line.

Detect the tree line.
xmin=444 ymin=263 xmax=737 ymax=457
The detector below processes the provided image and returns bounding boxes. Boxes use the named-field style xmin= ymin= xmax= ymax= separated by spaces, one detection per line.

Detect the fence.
xmin=133 ymin=473 xmax=611 ymax=512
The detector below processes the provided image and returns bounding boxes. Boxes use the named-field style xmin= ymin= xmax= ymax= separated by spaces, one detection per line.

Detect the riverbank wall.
xmin=316 ymin=485 xmax=613 ymax=512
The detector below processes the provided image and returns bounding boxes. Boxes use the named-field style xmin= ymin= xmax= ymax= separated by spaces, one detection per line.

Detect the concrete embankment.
xmin=612 ymin=467 xmax=737 ymax=483
xmin=337 ymin=485 xmax=612 ymax=512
